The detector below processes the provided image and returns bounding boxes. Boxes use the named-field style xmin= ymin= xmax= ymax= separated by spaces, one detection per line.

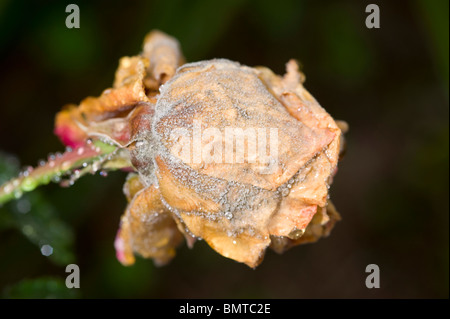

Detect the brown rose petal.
xmin=155 ymin=154 xmax=281 ymax=267
xmin=54 ymin=56 xmax=151 ymax=147
xmin=116 ymin=175 xmax=184 ymax=266
xmin=79 ymin=56 xmax=149 ymax=122
xmin=270 ymin=201 xmax=341 ymax=254
xmin=177 ymin=183 xmax=278 ymax=268
xmin=181 ymin=212 xmax=271 ymax=268
xmin=142 ymin=30 xmax=185 ymax=89
xmin=155 ymin=155 xmax=222 ymax=213
xmin=258 ymin=60 xmax=343 ymax=168
xmin=268 ymin=203 xmax=317 ymax=239
xmin=155 ymin=59 xmax=336 ymax=191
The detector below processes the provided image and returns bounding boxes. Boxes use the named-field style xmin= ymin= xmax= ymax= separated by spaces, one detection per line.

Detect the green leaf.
xmin=3 ymin=277 xmax=79 ymax=299
xmin=0 ymin=152 xmax=75 ymax=266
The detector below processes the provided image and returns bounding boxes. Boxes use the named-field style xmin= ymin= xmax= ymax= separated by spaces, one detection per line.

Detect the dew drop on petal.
xmin=136 ymin=141 xmax=145 ymax=148
xmin=224 ymin=211 xmax=233 ymax=220
xmin=281 ymin=188 xmax=290 ymax=197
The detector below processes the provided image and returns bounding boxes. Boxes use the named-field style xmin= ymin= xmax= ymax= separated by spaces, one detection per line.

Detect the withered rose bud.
xmin=52 ymin=30 xmax=347 ymax=268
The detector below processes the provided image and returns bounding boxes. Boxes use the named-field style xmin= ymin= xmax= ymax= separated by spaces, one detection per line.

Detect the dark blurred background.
xmin=0 ymin=0 xmax=448 ymax=298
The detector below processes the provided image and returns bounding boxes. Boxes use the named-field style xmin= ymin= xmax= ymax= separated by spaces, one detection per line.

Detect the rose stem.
xmin=0 ymin=140 xmax=117 ymax=206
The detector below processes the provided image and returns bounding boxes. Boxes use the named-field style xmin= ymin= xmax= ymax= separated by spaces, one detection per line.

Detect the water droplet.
xmin=99 ymin=170 xmax=108 ymax=177
xmin=16 ymin=198 xmax=31 ymax=213
xmin=91 ymin=161 xmax=100 ymax=172
xmin=82 ymin=162 xmax=88 ymax=168
xmin=39 ymin=160 xmax=46 ymax=167
xmin=13 ymin=190 xmax=23 ymax=199
xmin=136 ymin=141 xmax=145 ymax=148
xmin=281 ymin=188 xmax=290 ymax=197
xmin=52 ymin=175 xmax=61 ymax=183
xmin=48 ymin=154 xmax=56 ymax=161
xmin=55 ymin=152 xmax=63 ymax=158
xmin=66 ymin=146 xmax=73 ymax=153
xmin=77 ymin=147 xmax=84 ymax=155
xmin=224 ymin=211 xmax=233 ymax=220
xmin=61 ymin=161 xmax=71 ymax=171
xmin=22 ymin=177 xmax=37 ymax=192
xmin=86 ymin=138 xmax=93 ymax=145
xmin=22 ymin=224 xmax=34 ymax=236
xmin=232 ymin=240 xmax=237 ymax=245
xmin=41 ymin=175 xmax=51 ymax=184
xmin=3 ymin=183 xmax=13 ymax=193
xmin=40 ymin=244 xmax=53 ymax=257
xmin=288 ymin=229 xmax=304 ymax=240
xmin=49 ymin=161 xmax=55 ymax=168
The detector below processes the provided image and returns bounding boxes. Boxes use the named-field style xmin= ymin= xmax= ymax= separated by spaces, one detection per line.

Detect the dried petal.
xmin=155 ymin=155 xmax=222 ymax=213
xmin=116 ymin=181 xmax=184 ymax=266
xmin=79 ymin=56 xmax=149 ymax=122
xmin=270 ymin=201 xmax=341 ymax=254
xmin=54 ymin=105 xmax=87 ymax=148
xmin=142 ymin=30 xmax=185 ymax=89
xmin=54 ymin=56 xmax=150 ymax=147
xmin=154 ymin=59 xmax=335 ymax=191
